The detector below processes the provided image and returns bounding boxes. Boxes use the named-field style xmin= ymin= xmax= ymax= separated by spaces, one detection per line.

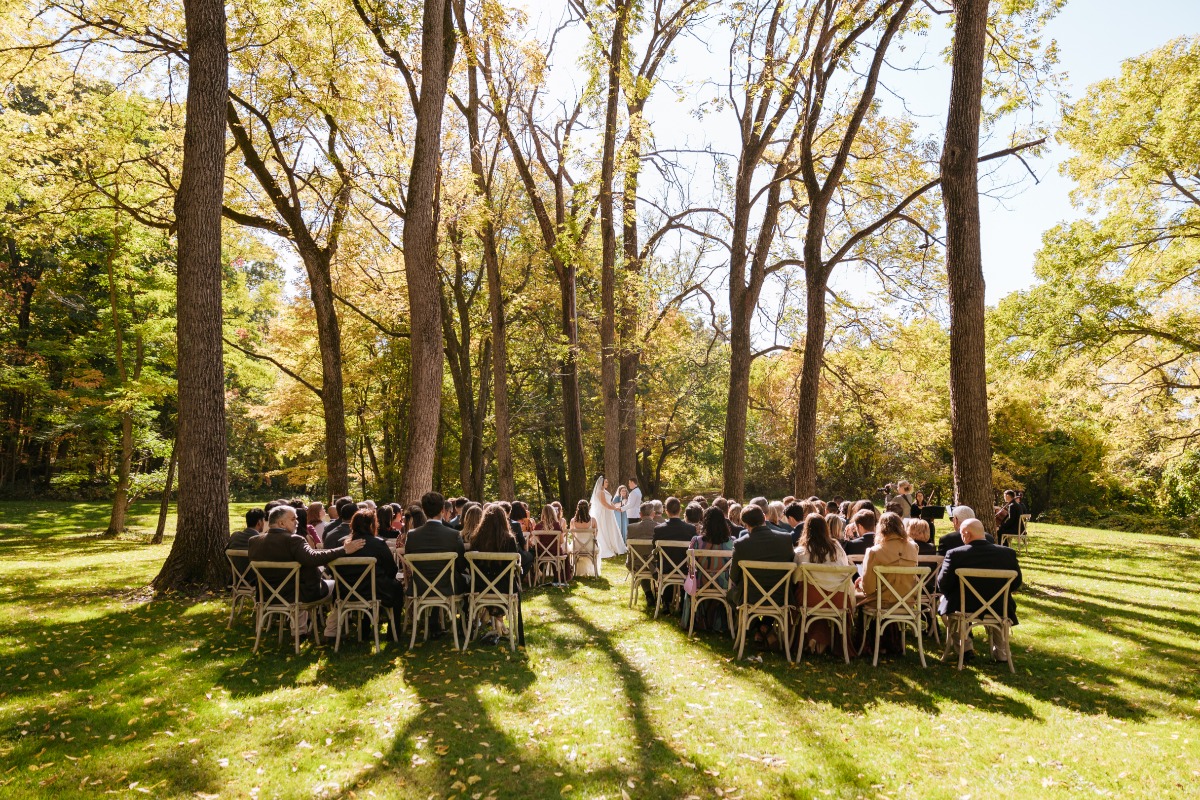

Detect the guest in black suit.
xmin=937 ymin=518 xmax=1022 ymax=662
xmin=784 ymin=503 xmax=806 ymax=546
xmin=323 ymin=500 xmax=357 ymax=548
xmin=841 ymin=509 xmax=877 ymax=556
xmin=336 ymin=509 xmax=403 ymax=635
xmin=727 ymin=505 xmax=794 ymax=608
xmin=404 ymin=492 xmax=469 ymax=606
xmin=996 ymin=490 xmax=1023 ymax=539
xmin=227 ymin=507 xmax=267 ymax=573
xmin=937 ymin=506 xmax=994 ymax=555
xmin=447 ymin=497 xmax=468 ymax=530
xmin=645 ymin=497 xmax=694 ymax=608
xmin=248 ymin=505 xmax=365 ymax=603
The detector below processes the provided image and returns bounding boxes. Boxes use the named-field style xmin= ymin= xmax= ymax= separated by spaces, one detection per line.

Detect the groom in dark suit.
xmin=937 ymin=518 xmax=1022 ymax=663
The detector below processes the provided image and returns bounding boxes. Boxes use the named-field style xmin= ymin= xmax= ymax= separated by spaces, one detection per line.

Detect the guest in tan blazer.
xmin=856 ymin=511 xmax=918 ymax=607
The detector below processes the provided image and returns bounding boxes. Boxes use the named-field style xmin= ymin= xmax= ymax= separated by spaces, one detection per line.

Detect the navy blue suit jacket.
xmin=936 ymin=539 xmax=1022 ymax=624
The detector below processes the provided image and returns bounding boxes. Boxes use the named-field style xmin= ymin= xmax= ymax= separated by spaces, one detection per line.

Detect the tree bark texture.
xmin=153 ymin=0 xmax=230 ymax=591
xmin=942 ymin=0 xmax=996 ymax=530
xmin=599 ymin=0 xmax=628 ymax=485
xmin=399 ymin=0 xmax=456 ymax=505
xmin=104 ymin=222 xmax=131 ymax=538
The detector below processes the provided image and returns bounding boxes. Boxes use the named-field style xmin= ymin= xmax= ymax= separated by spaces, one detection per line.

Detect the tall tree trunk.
xmin=306 ymin=247 xmax=350 ymax=499
xmin=942 ymin=0 xmax=995 ymax=531
xmin=104 ymin=219 xmax=132 ymax=538
xmin=151 ymin=437 xmax=177 ymax=545
xmin=399 ymin=0 xmax=456 ymax=504
xmin=559 ymin=263 xmax=588 ymax=510
xmin=723 ymin=295 xmax=752 ymax=501
xmin=599 ymin=0 xmax=628 ymax=485
xmin=793 ymin=246 xmax=828 ymax=499
xmin=618 ymin=153 xmax=641 ymax=481
xmin=153 ymin=0 xmax=230 ymax=591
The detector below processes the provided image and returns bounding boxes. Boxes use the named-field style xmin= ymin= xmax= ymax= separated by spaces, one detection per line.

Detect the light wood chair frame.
xmin=225 ymin=549 xmax=255 ymax=628
xmin=249 ymin=561 xmax=331 ymax=654
xmin=941 ymin=568 xmax=1019 ymax=673
xmin=860 ymin=565 xmax=928 ymax=667
xmin=916 ymin=555 xmax=946 ymax=645
xmin=402 ymin=552 xmax=463 ymax=650
xmin=653 ymin=541 xmax=692 ymax=619
xmin=685 ymin=549 xmax=735 ymax=638
xmin=531 ymin=530 xmax=569 ymax=585
xmin=569 ymin=527 xmax=600 ymax=577
xmin=464 ymin=552 xmax=522 ymax=651
xmin=796 ymin=564 xmax=858 ymax=664
xmin=328 ymin=557 xmax=399 ymax=654
xmin=734 ymin=561 xmax=796 ymax=663
xmin=1001 ymin=514 xmax=1031 ymax=553
xmin=624 ymin=539 xmax=656 ymax=608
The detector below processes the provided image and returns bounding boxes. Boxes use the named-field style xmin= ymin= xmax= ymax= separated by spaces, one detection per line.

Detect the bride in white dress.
xmin=591 ymin=476 xmax=627 ymax=560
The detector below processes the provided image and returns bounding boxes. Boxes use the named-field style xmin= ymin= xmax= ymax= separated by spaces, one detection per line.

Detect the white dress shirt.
xmin=624 ymin=486 xmax=643 ymax=518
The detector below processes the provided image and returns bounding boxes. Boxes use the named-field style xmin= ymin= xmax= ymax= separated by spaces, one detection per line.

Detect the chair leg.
xmin=292 ymin=611 xmax=301 ymax=654
xmin=872 ymin=620 xmax=882 ymax=667
xmin=450 ymin=602 xmax=461 ymax=651
xmin=653 ymin=582 xmax=663 ymax=619
xmin=795 ymin=615 xmax=806 ymax=663
xmin=841 ymin=615 xmax=850 ymax=665
xmin=957 ymin=621 xmax=967 ymax=671
xmin=725 ymin=604 xmax=735 ymax=640
xmin=228 ymin=596 xmax=237 ymax=629
xmin=409 ymin=606 xmax=420 ymax=649
xmin=915 ymin=620 xmax=926 ymax=668
xmin=334 ymin=607 xmax=343 ymax=653
xmin=781 ymin=613 xmax=792 ymax=664
xmin=735 ymin=610 xmax=746 ymax=659
xmin=253 ymin=608 xmax=264 ymax=653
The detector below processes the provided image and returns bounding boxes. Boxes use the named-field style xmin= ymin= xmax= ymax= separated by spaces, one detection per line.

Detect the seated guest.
xmin=227 ymin=507 xmax=267 ymax=572
xmin=841 ymin=509 xmax=878 ymax=556
xmin=448 ymin=497 xmax=469 ymax=530
xmin=459 ymin=502 xmax=484 ymax=545
xmin=794 ymin=513 xmax=853 ymax=656
xmin=533 ymin=502 xmax=572 ymax=581
xmin=338 ymin=508 xmax=403 ymax=620
xmin=938 ymin=505 xmax=995 ymax=554
xmin=646 ymin=497 xmax=695 ymax=608
xmin=307 ymin=502 xmax=328 ymax=540
xmin=691 ymin=495 xmax=709 ymax=509
xmin=376 ymin=504 xmax=396 ymax=541
xmin=855 ymin=511 xmax=918 ymax=656
xmin=626 ymin=502 xmax=657 ymax=541
xmin=727 ymin=505 xmax=793 ymax=609
xmin=404 ymin=492 xmax=469 ymax=638
xmin=784 ymin=503 xmax=806 ymax=546
xmin=749 ymin=496 xmax=769 ymax=513
xmin=295 ymin=505 xmax=320 ymax=549
xmin=248 ymin=505 xmax=365 ymax=635
xmin=468 ymin=504 xmax=527 ymax=645
xmin=782 ymin=495 xmax=796 ymax=507
xmin=904 ymin=518 xmax=936 ymax=556
xmin=402 ymin=504 xmax=426 ymax=536
xmin=727 ymin=503 xmax=745 ymax=537
xmin=323 ymin=500 xmax=357 ymax=548
xmin=826 ymin=500 xmax=840 ymax=517
xmin=766 ymin=501 xmax=792 ymax=535
xmin=937 ymin=518 xmax=1022 ymax=663
xmin=684 ymin=501 xmax=704 ymax=533
xmin=650 ymin=499 xmax=665 ymax=524
xmin=681 ymin=506 xmax=734 ymax=633
xmin=569 ymin=500 xmax=600 ymax=577
xmin=825 ymin=514 xmax=846 ymax=546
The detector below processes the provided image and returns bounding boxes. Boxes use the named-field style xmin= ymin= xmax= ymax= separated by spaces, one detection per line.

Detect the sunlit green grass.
xmin=1 ymin=502 xmax=1198 ymax=798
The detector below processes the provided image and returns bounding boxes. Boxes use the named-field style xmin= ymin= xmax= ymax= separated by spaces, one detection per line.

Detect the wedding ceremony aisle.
xmin=2 ymin=501 xmax=1198 ymax=799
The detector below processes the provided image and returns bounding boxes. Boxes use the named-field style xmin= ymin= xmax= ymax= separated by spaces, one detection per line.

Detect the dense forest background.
xmin=1 ymin=1 xmax=1197 ymax=534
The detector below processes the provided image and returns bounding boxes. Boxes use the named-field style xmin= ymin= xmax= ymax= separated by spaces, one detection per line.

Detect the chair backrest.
xmin=848 ymin=554 xmax=865 ymax=565
xmin=1018 ymin=514 xmax=1031 ymax=536
xmin=227 ymin=549 xmax=253 ymax=592
xmin=738 ymin=560 xmax=795 ymax=610
xmin=954 ymin=568 xmax=1019 ymax=623
xmin=530 ymin=532 xmax=560 ymax=559
xmin=465 ymin=552 xmax=520 ymax=598
xmin=403 ymin=552 xmax=458 ymax=603
xmin=250 ymin=561 xmax=301 ymax=608
xmin=870 ymin=565 xmax=926 ymax=618
xmin=798 ymin=564 xmax=857 ymax=614
xmin=687 ymin=548 xmax=733 ymax=597
xmin=626 ymin=538 xmax=655 ymax=575
xmin=329 ymin=557 xmax=378 ymax=605
xmin=656 ymin=541 xmax=692 ymax=578
xmin=916 ymin=555 xmax=945 ymax=595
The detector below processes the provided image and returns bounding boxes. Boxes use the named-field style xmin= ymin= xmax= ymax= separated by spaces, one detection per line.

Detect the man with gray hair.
xmin=650 ymin=499 xmax=665 ymax=524
xmin=938 ymin=505 xmax=993 ymax=555
xmin=937 ymin=518 xmax=1022 ymax=663
xmin=249 ymin=505 xmax=365 ymax=609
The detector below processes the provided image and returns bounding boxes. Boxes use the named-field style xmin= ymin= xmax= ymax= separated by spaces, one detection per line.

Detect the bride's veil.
xmin=590 ymin=475 xmax=605 ymax=509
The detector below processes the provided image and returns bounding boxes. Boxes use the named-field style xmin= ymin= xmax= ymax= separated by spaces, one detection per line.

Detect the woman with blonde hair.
xmin=459 ymin=502 xmax=484 ymax=545
xmin=855 ymin=511 xmax=918 ymax=657
xmin=825 ymin=513 xmax=845 ymax=543
xmin=533 ymin=502 xmax=572 ymax=581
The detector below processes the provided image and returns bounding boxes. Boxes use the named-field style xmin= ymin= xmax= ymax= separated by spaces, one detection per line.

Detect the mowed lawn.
xmin=1 ymin=502 xmax=1198 ymax=799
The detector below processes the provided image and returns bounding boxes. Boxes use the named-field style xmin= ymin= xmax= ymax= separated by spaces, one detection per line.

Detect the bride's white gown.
xmin=592 ymin=484 xmax=627 ymax=560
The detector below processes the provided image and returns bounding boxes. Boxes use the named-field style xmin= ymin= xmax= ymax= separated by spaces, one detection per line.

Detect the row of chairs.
xmin=226 ymin=550 xmax=526 ymax=654
xmin=625 ymin=539 xmax=1019 ymax=672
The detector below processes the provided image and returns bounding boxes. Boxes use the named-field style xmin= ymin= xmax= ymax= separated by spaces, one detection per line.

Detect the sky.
xmin=516 ymin=0 xmax=1200 ymax=307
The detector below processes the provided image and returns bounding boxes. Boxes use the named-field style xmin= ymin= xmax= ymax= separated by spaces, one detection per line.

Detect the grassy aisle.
xmin=1 ymin=501 xmax=1198 ymax=799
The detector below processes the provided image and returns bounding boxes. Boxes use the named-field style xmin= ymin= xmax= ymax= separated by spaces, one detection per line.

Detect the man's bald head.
xmin=961 ymin=518 xmax=985 ymax=542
